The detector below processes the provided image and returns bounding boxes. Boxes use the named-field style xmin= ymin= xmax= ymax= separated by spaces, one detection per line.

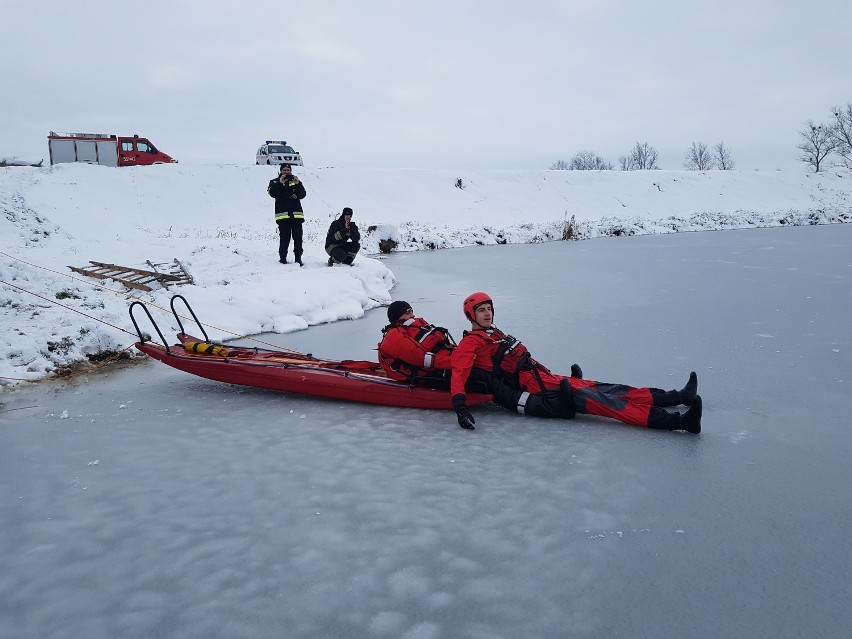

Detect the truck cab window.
xmin=121 ymin=141 xmax=134 ymax=152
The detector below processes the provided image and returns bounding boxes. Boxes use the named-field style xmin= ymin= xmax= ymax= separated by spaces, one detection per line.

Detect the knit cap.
xmin=387 ymin=300 xmax=412 ymax=324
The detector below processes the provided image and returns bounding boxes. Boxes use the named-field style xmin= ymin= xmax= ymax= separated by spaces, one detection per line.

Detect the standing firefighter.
xmin=325 ymin=207 xmax=361 ymax=266
xmin=450 ymin=292 xmax=703 ymax=432
xmin=267 ymin=164 xmax=307 ymax=265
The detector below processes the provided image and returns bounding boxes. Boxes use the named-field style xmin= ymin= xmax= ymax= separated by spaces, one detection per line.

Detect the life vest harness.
xmin=380 ymin=355 xmax=451 ymax=387
xmin=489 ymin=332 xmax=552 ymax=393
xmin=492 ymin=334 xmax=533 ymax=375
xmin=379 ymin=321 xmax=455 ymax=382
xmin=383 ymin=357 xmax=420 ymax=380
xmin=407 ymin=320 xmax=455 ymax=348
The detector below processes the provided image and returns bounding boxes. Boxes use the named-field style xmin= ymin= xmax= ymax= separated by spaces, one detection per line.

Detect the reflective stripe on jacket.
xmin=325 ymin=215 xmax=361 ymax=250
xmin=268 ymin=177 xmax=306 ymax=219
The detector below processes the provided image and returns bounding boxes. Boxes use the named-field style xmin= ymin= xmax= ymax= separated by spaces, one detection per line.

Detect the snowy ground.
xmin=1 ymin=163 xmax=850 ymax=385
xmin=2 ymin=225 xmax=850 ymax=639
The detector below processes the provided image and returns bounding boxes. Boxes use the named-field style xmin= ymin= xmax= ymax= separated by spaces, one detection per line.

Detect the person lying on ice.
xmin=450 ymin=291 xmax=703 ymax=433
xmin=378 ymin=300 xmax=582 ymax=413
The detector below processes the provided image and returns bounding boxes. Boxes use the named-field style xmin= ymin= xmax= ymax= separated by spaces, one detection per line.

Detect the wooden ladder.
xmin=68 ymin=259 xmax=193 ymax=292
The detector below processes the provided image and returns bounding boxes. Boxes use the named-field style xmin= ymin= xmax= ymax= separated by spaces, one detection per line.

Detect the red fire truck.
xmin=48 ymin=132 xmax=177 ymax=167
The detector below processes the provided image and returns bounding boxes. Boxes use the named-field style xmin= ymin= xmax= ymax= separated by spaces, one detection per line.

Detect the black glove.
xmin=570 ymin=363 xmax=583 ymax=379
xmin=452 ymin=393 xmax=476 ymax=430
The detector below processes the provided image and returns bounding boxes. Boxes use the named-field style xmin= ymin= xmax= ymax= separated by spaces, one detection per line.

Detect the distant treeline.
xmin=551 ymin=101 xmax=852 ymax=173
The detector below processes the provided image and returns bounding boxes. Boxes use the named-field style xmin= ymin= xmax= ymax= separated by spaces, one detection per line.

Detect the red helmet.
xmin=463 ymin=291 xmax=493 ymax=321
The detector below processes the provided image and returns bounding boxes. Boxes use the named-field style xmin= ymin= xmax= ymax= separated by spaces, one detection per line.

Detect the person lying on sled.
xmin=378 ymin=300 xmax=581 ymax=416
xmin=378 ymin=300 xmax=455 ymax=388
xmin=450 ymin=292 xmax=703 ymax=433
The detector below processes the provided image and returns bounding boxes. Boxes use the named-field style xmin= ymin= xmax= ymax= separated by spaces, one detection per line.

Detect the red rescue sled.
xmin=130 ymin=296 xmax=491 ymax=410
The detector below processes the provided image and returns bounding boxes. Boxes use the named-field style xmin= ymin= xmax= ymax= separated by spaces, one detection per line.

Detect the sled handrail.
xmin=128 ymin=301 xmax=171 ymax=354
xmin=169 ymin=294 xmax=210 ymax=342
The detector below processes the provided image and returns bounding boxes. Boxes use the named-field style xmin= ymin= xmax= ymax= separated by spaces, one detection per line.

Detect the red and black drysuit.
xmin=450 ymin=327 xmax=684 ymax=428
xmin=378 ymin=318 xmax=455 ymax=388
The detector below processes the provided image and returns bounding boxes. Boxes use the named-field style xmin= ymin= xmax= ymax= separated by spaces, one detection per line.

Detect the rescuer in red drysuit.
xmin=378 ymin=300 xmax=455 ymax=386
xmin=450 ymin=292 xmax=703 ymax=433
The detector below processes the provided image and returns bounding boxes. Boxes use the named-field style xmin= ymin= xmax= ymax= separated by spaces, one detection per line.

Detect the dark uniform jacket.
xmin=325 ymin=214 xmax=361 ymax=250
xmin=267 ymin=177 xmax=307 ymax=219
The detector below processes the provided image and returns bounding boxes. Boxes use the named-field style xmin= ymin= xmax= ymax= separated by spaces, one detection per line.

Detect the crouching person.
xmin=326 ymin=207 xmax=361 ymax=266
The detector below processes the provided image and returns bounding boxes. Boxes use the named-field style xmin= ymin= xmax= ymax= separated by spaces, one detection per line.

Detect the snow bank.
xmin=1 ymin=163 xmax=850 ymax=385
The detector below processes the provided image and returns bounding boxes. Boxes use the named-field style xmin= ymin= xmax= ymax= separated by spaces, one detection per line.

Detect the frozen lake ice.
xmin=2 ymin=224 xmax=851 ymax=638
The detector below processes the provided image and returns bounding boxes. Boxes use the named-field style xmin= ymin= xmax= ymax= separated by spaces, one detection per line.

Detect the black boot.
xmin=647 ymin=407 xmax=682 ymax=430
xmin=651 ymin=372 xmax=698 ymax=407
xmin=650 ymin=389 xmax=681 ymax=407
xmin=681 ymin=395 xmax=702 ymax=434
xmin=681 ymin=372 xmax=698 ymax=405
xmin=570 ymin=363 xmax=583 ymax=379
xmin=646 ymin=396 xmax=702 ymax=434
xmin=558 ymin=378 xmax=576 ymax=418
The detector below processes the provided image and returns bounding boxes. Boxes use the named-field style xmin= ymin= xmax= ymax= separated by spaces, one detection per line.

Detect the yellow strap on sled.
xmin=183 ymin=341 xmax=229 ymax=357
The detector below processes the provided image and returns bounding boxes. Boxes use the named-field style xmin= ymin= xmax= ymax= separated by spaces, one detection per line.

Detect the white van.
xmin=256 ymin=141 xmax=303 ymax=166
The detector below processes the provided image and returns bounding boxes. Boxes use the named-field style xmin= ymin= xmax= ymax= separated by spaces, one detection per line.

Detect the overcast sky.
xmin=3 ymin=0 xmax=851 ymax=170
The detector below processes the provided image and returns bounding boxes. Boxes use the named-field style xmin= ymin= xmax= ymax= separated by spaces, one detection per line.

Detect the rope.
xmin=0 ymin=344 xmax=139 ymax=384
xmin=0 ymin=250 xmax=302 ymax=353
xmin=0 ymin=279 xmax=136 ymax=335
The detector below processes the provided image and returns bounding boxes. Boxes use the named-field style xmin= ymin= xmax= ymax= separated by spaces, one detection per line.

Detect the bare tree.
xmin=829 ymin=103 xmax=852 ymax=168
xmin=713 ymin=141 xmax=735 ymax=170
xmin=797 ymin=120 xmax=836 ymax=172
xmin=551 ymin=152 xmax=613 ymax=170
xmin=619 ymin=141 xmax=660 ymax=170
xmin=568 ymin=150 xmax=613 ymax=170
xmin=683 ymin=141 xmax=715 ymax=170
